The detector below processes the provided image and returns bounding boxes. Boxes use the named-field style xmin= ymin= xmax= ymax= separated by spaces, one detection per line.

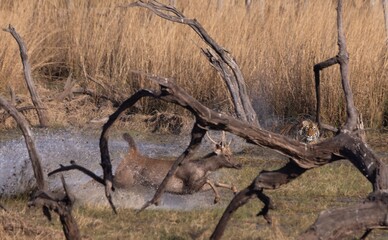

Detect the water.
xmin=0 ymin=128 xmax=243 ymax=210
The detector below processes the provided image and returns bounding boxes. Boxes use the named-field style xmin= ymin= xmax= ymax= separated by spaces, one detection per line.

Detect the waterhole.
xmin=0 ymin=128 xmax=244 ymax=210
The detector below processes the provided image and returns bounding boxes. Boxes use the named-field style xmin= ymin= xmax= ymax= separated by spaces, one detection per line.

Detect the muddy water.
xmin=0 ymin=128 xmax=245 ymax=210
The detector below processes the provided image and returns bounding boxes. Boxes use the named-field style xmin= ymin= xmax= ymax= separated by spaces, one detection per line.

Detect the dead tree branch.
xmin=48 ymin=161 xmax=105 ymax=185
xmin=121 ymin=0 xmax=260 ymax=127
xmin=3 ymin=25 xmax=49 ymax=127
xmin=98 ymin=71 xmax=386 ymax=214
xmin=212 ymin=1 xmax=387 ymax=239
xmin=314 ymin=1 xmax=357 ymax=132
xmin=0 ymin=95 xmax=80 ymax=239
xmin=0 ymin=95 xmax=46 ymax=190
xmin=299 ymin=191 xmax=388 ymax=240
xmin=91 ymin=68 xmax=387 ymax=239
xmin=28 ymin=175 xmax=80 ymax=240
xmin=39 ymin=1 xmax=386 ymax=238
xmin=0 ymin=106 xmax=43 ymax=123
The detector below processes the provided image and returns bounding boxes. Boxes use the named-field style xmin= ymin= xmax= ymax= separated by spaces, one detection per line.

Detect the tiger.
xmin=298 ymin=119 xmax=320 ymax=144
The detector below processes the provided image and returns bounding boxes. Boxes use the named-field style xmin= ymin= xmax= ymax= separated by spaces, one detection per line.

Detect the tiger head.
xmin=298 ymin=120 xmax=320 ymax=144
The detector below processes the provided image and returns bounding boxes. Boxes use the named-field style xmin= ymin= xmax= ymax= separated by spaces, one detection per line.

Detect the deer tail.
xmin=122 ymin=133 xmax=138 ymax=152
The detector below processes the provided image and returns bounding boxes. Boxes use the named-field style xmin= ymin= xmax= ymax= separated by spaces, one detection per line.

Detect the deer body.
xmin=114 ymin=133 xmax=241 ymax=203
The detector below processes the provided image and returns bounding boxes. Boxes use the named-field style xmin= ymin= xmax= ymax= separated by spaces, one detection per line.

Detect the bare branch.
xmin=122 ymin=0 xmax=259 ymax=127
xmin=3 ymin=25 xmax=49 ymax=127
xmin=102 ymin=72 xmax=385 ymax=238
xmin=139 ymin=124 xmax=207 ymax=211
xmin=100 ymin=89 xmax=158 ymax=213
xmin=48 ymin=161 xmax=105 ymax=185
xmin=28 ymin=175 xmax=80 ymax=240
xmin=314 ymin=57 xmax=338 ymax=127
xmin=0 ymin=95 xmax=80 ymax=239
xmin=299 ymin=192 xmax=388 ymax=240
xmin=0 ymin=95 xmax=47 ymax=190
xmin=336 ymin=0 xmax=358 ymax=130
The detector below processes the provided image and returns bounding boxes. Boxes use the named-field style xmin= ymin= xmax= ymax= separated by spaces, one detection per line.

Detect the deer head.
xmin=207 ymin=131 xmax=242 ymax=169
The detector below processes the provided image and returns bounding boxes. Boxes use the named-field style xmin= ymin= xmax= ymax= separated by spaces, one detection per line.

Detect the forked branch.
xmin=314 ymin=0 xmax=357 ymax=131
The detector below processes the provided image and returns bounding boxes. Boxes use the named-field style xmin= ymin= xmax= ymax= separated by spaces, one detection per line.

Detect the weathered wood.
xmin=39 ymin=1 xmax=386 ymax=238
xmin=336 ymin=1 xmax=358 ymax=130
xmin=100 ymin=89 xmax=157 ymax=213
xmin=3 ymin=25 xmax=49 ymax=127
xmin=313 ymin=57 xmax=338 ymax=128
xmin=0 ymin=95 xmax=47 ymax=190
xmin=96 ymin=71 xmax=386 ymax=216
xmin=299 ymin=192 xmax=388 ymax=240
xmin=123 ymin=0 xmax=260 ymax=127
xmin=0 ymin=95 xmax=80 ymax=239
xmin=88 ymin=3 xmax=387 ymax=233
xmin=49 ymin=161 xmax=105 ymax=185
xmin=211 ymin=0 xmax=388 ymax=239
xmin=28 ymin=175 xmax=80 ymax=240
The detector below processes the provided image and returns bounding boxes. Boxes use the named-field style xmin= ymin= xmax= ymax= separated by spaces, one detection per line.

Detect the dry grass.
xmin=0 ymin=152 xmax=386 ymax=240
xmin=0 ymin=0 xmax=386 ymax=129
xmin=0 ymin=1 xmax=387 ymax=238
xmin=0 ymin=130 xmax=386 ymax=239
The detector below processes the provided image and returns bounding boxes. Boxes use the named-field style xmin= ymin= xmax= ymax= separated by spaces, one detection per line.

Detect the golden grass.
xmin=0 ymin=0 xmax=387 ymax=128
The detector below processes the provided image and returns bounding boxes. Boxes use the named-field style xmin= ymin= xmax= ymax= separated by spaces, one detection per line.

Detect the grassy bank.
xmin=1 ymin=150 xmax=386 ymax=240
xmin=0 ymin=0 xmax=387 ymax=129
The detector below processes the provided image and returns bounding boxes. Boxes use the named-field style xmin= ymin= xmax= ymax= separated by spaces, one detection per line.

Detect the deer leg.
xmin=206 ymin=180 xmax=221 ymax=204
xmin=214 ymin=182 xmax=238 ymax=194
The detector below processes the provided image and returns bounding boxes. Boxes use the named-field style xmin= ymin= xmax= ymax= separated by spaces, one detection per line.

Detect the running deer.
xmin=114 ymin=132 xmax=242 ymax=203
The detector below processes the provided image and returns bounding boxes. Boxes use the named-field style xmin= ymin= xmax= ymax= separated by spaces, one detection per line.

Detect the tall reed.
xmin=0 ymin=0 xmax=386 ymax=128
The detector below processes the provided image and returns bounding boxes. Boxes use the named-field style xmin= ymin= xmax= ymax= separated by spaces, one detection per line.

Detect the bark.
xmin=123 ymin=0 xmax=260 ymax=127
xmin=3 ymin=25 xmax=49 ymax=127
xmin=299 ymin=191 xmax=388 ymax=240
xmin=28 ymin=175 xmax=80 ymax=240
xmin=0 ymin=95 xmax=46 ymax=190
xmin=92 ymin=1 xmax=387 ymax=239
xmin=0 ymin=95 xmax=80 ymax=239
xmin=97 ymin=73 xmax=387 ymax=237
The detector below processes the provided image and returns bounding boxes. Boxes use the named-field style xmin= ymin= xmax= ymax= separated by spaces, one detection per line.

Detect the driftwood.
xmin=3 ymin=25 xmax=49 ymax=127
xmin=0 ymin=95 xmax=80 ymax=240
xmin=121 ymin=0 xmax=260 ymax=127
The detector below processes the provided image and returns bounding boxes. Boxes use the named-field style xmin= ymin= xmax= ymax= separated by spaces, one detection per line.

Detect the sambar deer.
xmin=114 ymin=132 xmax=242 ymax=203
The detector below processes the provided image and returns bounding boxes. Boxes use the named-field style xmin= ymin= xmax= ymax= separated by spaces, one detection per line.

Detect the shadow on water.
xmin=0 ymin=128 xmax=243 ymax=210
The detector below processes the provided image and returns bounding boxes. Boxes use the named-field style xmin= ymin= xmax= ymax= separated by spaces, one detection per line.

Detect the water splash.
xmin=0 ymin=128 xmax=243 ymax=210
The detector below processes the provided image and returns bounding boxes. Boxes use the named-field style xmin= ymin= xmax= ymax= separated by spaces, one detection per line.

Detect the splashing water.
xmin=0 ymin=128 xmax=242 ymax=210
